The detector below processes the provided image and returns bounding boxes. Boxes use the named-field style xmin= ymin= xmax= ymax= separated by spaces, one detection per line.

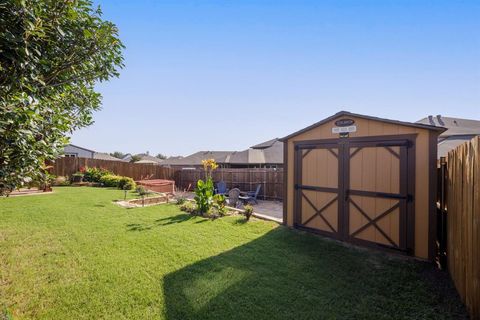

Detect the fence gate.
xmin=294 ymin=138 xmax=414 ymax=254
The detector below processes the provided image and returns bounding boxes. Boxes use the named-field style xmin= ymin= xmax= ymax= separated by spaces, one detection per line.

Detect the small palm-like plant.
xmin=244 ymin=205 xmax=254 ymax=221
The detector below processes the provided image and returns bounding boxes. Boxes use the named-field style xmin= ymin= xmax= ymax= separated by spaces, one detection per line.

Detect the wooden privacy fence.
xmin=51 ymin=158 xmax=284 ymax=200
xmin=51 ymin=157 xmax=176 ymax=181
xmin=438 ymin=136 xmax=480 ymax=319
xmin=174 ymin=168 xmax=284 ymax=200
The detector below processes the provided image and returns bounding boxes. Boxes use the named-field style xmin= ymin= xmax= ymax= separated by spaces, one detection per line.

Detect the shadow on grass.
xmin=126 ymin=213 xmax=197 ymax=231
xmin=163 ymin=227 xmax=467 ymax=320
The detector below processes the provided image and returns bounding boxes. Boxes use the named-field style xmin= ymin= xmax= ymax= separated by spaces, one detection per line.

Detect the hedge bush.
xmin=99 ymin=174 xmax=136 ymax=190
xmin=118 ymin=176 xmax=136 ymax=190
xmin=83 ymin=167 xmax=112 ymax=182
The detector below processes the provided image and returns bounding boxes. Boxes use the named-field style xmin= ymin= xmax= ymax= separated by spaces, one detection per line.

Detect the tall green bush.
xmin=194 ymin=178 xmax=214 ymax=214
xmin=194 ymin=159 xmax=218 ymax=214
xmin=99 ymin=174 xmax=135 ymax=190
xmin=83 ymin=167 xmax=111 ymax=182
xmin=0 ymin=0 xmax=124 ymax=195
xmin=118 ymin=177 xmax=136 ymax=190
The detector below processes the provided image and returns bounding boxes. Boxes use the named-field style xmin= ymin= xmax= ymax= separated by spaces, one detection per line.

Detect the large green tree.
xmin=0 ymin=0 xmax=124 ymax=195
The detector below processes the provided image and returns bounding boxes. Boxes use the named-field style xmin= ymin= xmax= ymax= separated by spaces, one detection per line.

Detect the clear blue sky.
xmin=70 ymin=0 xmax=480 ymax=156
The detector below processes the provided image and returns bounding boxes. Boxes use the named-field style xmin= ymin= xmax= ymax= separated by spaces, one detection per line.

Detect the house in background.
xmin=416 ymin=115 xmax=480 ymax=158
xmin=63 ymin=144 xmax=125 ymax=162
xmin=121 ymin=153 xmax=166 ymax=164
xmin=160 ymin=151 xmax=233 ymax=169
xmin=227 ymin=138 xmax=283 ymax=168
xmin=63 ymin=144 xmax=95 ymax=158
xmin=121 ymin=153 xmax=133 ymax=162
xmin=160 ymin=138 xmax=284 ymax=169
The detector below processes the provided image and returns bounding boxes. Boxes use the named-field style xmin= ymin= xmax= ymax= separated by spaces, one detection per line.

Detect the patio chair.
xmin=226 ymin=188 xmax=241 ymax=208
xmin=215 ymin=181 xmax=228 ymax=195
xmin=239 ymin=184 xmax=261 ymax=205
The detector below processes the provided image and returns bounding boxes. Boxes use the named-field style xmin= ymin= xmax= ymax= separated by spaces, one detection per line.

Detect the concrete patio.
xmin=178 ymin=192 xmax=283 ymax=223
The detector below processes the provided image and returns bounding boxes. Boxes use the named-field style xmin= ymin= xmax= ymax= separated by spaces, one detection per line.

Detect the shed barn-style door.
xmin=294 ymin=138 xmax=414 ymax=254
xmin=295 ymin=143 xmax=342 ymax=239
xmin=345 ymin=140 xmax=411 ymax=252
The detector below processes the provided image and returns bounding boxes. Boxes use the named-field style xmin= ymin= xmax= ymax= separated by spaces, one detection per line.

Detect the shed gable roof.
xmin=281 ymin=111 xmax=446 ymax=141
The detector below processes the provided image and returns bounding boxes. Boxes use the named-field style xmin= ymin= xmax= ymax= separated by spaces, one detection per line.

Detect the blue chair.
xmin=215 ymin=181 xmax=228 ymax=195
xmin=239 ymin=184 xmax=261 ymax=204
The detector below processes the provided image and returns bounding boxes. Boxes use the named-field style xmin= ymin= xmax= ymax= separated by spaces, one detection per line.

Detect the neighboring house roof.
xmin=416 ymin=115 xmax=480 ymax=137
xmin=228 ymin=139 xmax=283 ymax=165
xmin=161 ymin=151 xmax=233 ymax=166
xmin=161 ymin=139 xmax=284 ymax=167
xmin=438 ymin=136 xmax=477 ymax=158
xmin=135 ymin=159 xmax=160 ymax=164
xmin=65 ymin=144 xmax=96 ymax=153
xmin=281 ymin=111 xmax=446 ymax=141
xmin=93 ymin=152 xmax=126 ymax=162
xmin=416 ymin=115 xmax=480 ymax=158
xmin=251 ymin=138 xmax=279 ymax=149
xmin=167 ymin=156 xmax=184 ymax=160
xmin=121 ymin=153 xmax=133 ymax=162
xmin=135 ymin=154 xmax=164 ymax=164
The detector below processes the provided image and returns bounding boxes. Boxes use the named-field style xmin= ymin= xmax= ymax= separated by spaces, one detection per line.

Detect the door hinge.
xmin=407 ymin=194 xmax=414 ymax=202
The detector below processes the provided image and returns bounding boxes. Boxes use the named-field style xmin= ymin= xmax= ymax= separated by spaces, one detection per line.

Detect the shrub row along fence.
xmin=174 ymin=168 xmax=284 ymax=200
xmin=50 ymin=158 xmax=284 ymax=200
xmin=50 ymin=157 xmax=176 ymax=181
xmin=438 ymin=136 xmax=480 ymax=319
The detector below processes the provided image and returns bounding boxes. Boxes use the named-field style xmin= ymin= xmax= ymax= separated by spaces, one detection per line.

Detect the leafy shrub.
xmin=179 ymin=201 xmax=196 ymax=214
xmin=100 ymin=174 xmax=135 ymax=190
xmin=194 ymin=178 xmax=214 ymax=214
xmin=244 ymin=204 xmax=254 ymax=221
xmin=100 ymin=174 xmax=122 ymax=187
xmin=213 ymin=194 xmax=227 ymax=216
xmin=118 ymin=176 xmax=136 ymax=190
xmin=83 ymin=167 xmax=111 ymax=182
xmin=176 ymin=196 xmax=187 ymax=205
xmin=136 ymin=185 xmax=147 ymax=195
xmin=71 ymin=172 xmax=84 ymax=183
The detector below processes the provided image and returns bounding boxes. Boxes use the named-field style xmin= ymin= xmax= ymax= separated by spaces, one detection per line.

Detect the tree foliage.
xmin=0 ymin=0 xmax=124 ymax=195
xmin=110 ymin=151 xmax=125 ymax=159
xmin=130 ymin=155 xmax=142 ymax=163
xmin=156 ymin=153 xmax=167 ymax=160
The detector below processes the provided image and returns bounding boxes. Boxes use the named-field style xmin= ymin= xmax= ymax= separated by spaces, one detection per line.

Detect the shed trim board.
xmin=293 ymin=134 xmax=416 ymax=254
xmin=282 ymin=142 xmax=288 ymax=224
xmin=283 ymin=112 xmax=442 ymax=260
xmin=428 ymin=132 xmax=438 ymax=261
xmin=281 ymin=111 xmax=446 ymax=141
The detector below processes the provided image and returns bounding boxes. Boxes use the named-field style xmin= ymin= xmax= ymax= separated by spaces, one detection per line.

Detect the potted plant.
xmin=71 ymin=172 xmax=84 ymax=183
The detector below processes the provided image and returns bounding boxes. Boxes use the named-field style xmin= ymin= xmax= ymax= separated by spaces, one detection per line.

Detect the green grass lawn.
xmin=0 ymin=187 xmax=466 ymax=319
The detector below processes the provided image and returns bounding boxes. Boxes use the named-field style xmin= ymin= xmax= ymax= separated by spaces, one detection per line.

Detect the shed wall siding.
xmin=285 ymin=115 xmax=432 ymax=259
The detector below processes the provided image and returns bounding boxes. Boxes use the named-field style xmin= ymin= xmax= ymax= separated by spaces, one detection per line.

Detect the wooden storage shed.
xmin=282 ymin=111 xmax=446 ymax=260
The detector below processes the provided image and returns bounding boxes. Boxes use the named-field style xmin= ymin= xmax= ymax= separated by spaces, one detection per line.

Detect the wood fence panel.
xmin=446 ymin=136 xmax=480 ymax=319
xmin=51 ymin=157 xmax=176 ymax=181
xmin=174 ymin=168 xmax=284 ymax=200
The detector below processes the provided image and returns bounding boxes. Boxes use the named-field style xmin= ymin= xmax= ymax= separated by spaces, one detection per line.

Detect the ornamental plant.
xmin=194 ymin=159 xmax=218 ymax=215
xmin=244 ymin=204 xmax=254 ymax=221
xmin=83 ymin=167 xmax=111 ymax=182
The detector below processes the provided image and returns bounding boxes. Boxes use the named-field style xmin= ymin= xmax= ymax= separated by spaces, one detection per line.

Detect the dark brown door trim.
xmin=293 ymin=134 xmax=416 ymax=255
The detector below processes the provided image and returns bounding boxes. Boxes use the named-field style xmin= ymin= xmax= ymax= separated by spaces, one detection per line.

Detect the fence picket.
xmin=445 ymin=136 xmax=480 ymax=319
